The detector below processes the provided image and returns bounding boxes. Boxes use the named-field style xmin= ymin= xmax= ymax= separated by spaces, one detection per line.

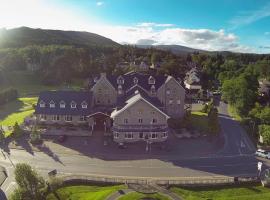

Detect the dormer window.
xmin=81 ymin=101 xmax=88 ymax=109
xmin=60 ymin=101 xmax=66 ymax=108
xmin=49 ymin=100 xmax=55 ymax=108
xmin=71 ymin=101 xmax=77 ymax=109
xmin=39 ymin=100 xmax=45 ymax=108
xmin=150 ymin=85 xmax=156 ymax=94
xmin=148 ymin=76 xmax=155 ymax=84
xmin=133 ymin=77 xmax=138 ymax=84
xmin=117 ymin=76 xmax=124 ymax=85
xmin=166 ymin=89 xmax=171 ymax=95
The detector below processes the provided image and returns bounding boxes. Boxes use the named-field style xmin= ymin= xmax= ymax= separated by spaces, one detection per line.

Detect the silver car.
xmin=255 ymin=149 xmax=270 ymax=159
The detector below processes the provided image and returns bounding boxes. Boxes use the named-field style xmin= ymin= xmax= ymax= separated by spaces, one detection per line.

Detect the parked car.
xmin=255 ymin=149 xmax=270 ymax=159
xmin=57 ymin=135 xmax=67 ymax=143
xmin=118 ymin=143 xmax=127 ymax=149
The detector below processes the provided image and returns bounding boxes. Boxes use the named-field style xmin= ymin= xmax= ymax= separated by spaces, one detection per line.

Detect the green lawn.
xmin=191 ymin=111 xmax=209 ymax=133
xmin=171 ymin=184 xmax=270 ymax=200
xmin=46 ymin=185 xmax=125 ymax=200
xmin=118 ymin=192 xmax=170 ymax=200
xmin=0 ymin=97 xmax=37 ymax=136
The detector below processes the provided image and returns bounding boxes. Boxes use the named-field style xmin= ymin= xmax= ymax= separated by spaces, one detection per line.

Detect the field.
xmin=171 ymin=184 xmax=270 ymax=200
xmin=46 ymin=185 xmax=125 ymax=200
xmin=0 ymin=97 xmax=37 ymax=136
xmin=118 ymin=192 xmax=170 ymax=200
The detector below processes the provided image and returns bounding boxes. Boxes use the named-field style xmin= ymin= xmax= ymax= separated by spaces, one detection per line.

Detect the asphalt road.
xmin=0 ymin=101 xmax=266 ymax=197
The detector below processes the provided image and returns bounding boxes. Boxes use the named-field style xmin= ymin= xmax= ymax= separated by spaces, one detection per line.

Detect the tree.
xmin=12 ymin=163 xmax=45 ymax=200
xmin=259 ymin=125 xmax=270 ymax=145
xmin=208 ymin=107 xmax=220 ymax=135
xmin=13 ymin=122 xmax=22 ymax=138
xmin=0 ymin=126 xmax=5 ymax=143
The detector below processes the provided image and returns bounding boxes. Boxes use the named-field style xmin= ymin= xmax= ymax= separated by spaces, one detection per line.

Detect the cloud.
xmin=259 ymin=46 xmax=270 ymax=49
xmin=96 ymin=1 xmax=104 ymax=6
xmin=229 ymin=2 xmax=270 ymax=29
xmin=137 ymin=22 xmax=174 ymax=27
xmin=94 ymin=25 xmax=253 ymax=53
xmin=265 ymin=32 xmax=270 ymax=35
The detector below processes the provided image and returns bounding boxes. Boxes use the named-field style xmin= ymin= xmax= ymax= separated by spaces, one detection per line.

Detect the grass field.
xmin=0 ymin=70 xmax=84 ymax=97
xmin=118 ymin=192 xmax=170 ymax=200
xmin=191 ymin=111 xmax=209 ymax=133
xmin=46 ymin=185 xmax=125 ymax=200
xmin=0 ymin=97 xmax=37 ymax=136
xmin=171 ymin=184 xmax=270 ymax=200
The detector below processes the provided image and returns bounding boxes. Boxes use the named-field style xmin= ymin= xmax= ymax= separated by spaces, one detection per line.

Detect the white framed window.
xmin=151 ymin=133 xmax=158 ymax=139
xmin=52 ymin=115 xmax=60 ymax=121
xmin=79 ymin=116 xmax=87 ymax=121
xmin=117 ymin=76 xmax=124 ymax=85
xmin=151 ymin=118 xmax=157 ymax=124
xmin=125 ymin=133 xmax=133 ymax=139
xmin=118 ymin=85 xmax=123 ymax=95
xmin=114 ymin=132 xmax=119 ymax=138
xmin=81 ymin=101 xmax=88 ymax=109
xmin=148 ymin=76 xmax=155 ymax=84
xmin=39 ymin=100 xmax=45 ymax=108
xmin=40 ymin=114 xmax=47 ymax=120
xmin=177 ymin=99 xmax=181 ymax=104
xmin=49 ymin=101 xmax=55 ymax=108
xmin=169 ymin=99 xmax=173 ymax=104
xmin=166 ymin=89 xmax=171 ymax=95
xmin=60 ymin=101 xmax=66 ymax=108
xmin=65 ymin=115 xmax=72 ymax=122
xmin=133 ymin=77 xmax=138 ymax=84
xmin=124 ymin=118 xmax=128 ymax=124
xmin=139 ymin=132 xmax=144 ymax=139
xmin=70 ymin=101 xmax=77 ymax=109
xmin=150 ymin=85 xmax=156 ymax=94
xmin=138 ymin=118 xmax=143 ymax=123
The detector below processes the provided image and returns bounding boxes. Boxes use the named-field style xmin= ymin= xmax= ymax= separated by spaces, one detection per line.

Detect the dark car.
xmin=57 ymin=135 xmax=67 ymax=143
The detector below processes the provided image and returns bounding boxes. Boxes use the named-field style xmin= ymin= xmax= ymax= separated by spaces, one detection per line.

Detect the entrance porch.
xmin=87 ymin=112 xmax=112 ymax=135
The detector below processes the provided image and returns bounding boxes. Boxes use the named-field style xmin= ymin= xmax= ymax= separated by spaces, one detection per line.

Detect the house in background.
xmin=35 ymin=71 xmax=185 ymax=144
xmin=184 ymin=67 xmax=202 ymax=99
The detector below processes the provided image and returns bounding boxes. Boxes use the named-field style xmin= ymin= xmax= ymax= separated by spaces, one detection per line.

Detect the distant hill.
xmin=137 ymin=44 xmax=208 ymax=55
xmin=0 ymin=27 xmax=119 ymax=48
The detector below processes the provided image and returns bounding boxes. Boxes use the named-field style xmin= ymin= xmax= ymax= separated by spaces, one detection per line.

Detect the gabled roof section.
xmin=111 ymin=92 xmax=169 ymax=119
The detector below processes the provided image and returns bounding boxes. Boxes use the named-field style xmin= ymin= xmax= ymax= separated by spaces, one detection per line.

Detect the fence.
xmin=57 ymin=174 xmax=259 ymax=186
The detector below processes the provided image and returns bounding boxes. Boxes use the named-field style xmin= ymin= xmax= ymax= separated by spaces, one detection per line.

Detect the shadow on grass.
xmin=0 ymin=100 xmax=24 ymax=122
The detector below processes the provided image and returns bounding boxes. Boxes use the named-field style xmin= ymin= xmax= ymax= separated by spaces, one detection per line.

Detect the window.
xmin=133 ymin=77 xmax=138 ymax=84
xmin=124 ymin=118 xmax=128 ymax=124
xmin=166 ymin=89 xmax=171 ymax=95
xmin=150 ymin=85 xmax=156 ymax=94
xmin=139 ymin=132 xmax=144 ymax=139
xmin=49 ymin=101 xmax=55 ymax=108
xmin=151 ymin=133 xmax=158 ymax=139
xmin=60 ymin=101 xmax=65 ymax=108
xmin=162 ymin=132 xmax=168 ymax=138
xmin=71 ymin=101 xmax=77 ymax=109
xmin=148 ymin=76 xmax=155 ymax=84
xmin=79 ymin=116 xmax=87 ymax=121
xmin=138 ymin=118 xmax=143 ymax=123
xmin=169 ymin=99 xmax=173 ymax=104
xmin=117 ymin=76 xmax=124 ymax=85
xmin=177 ymin=99 xmax=181 ymax=104
xmin=40 ymin=115 xmax=47 ymax=120
xmin=125 ymin=133 xmax=133 ymax=139
xmin=52 ymin=115 xmax=60 ymax=121
xmin=114 ymin=132 xmax=119 ymax=138
xmin=65 ymin=115 xmax=72 ymax=122
xmin=151 ymin=118 xmax=157 ymax=124
xmin=118 ymin=85 xmax=123 ymax=95
xmin=98 ymin=88 xmax=102 ymax=94
xmin=39 ymin=101 xmax=45 ymax=108
xmin=81 ymin=101 xmax=88 ymax=109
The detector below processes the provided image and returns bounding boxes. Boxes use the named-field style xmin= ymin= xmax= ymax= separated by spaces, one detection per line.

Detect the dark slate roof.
xmin=91 ymin=72 xmax=167 ymax=92
xmin=35 ymin=90 xmax=93 ymax=115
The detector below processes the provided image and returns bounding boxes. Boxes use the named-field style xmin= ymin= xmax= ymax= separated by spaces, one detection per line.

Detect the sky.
xmin=0 ymin=0 xmax=269 ymax=53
